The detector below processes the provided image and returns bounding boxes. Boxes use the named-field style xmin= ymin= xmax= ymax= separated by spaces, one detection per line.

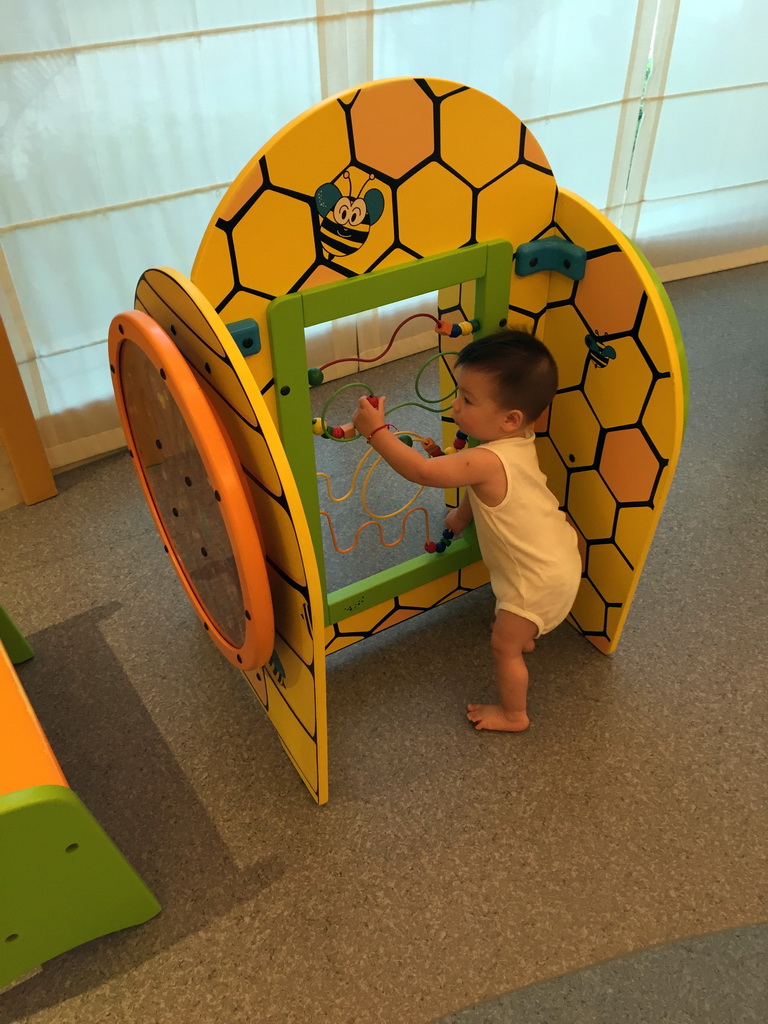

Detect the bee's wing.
xmin=315 ymin=183 xmax=341 ymax=215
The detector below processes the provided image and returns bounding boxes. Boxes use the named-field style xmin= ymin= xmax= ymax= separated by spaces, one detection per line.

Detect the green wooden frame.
xmin=267 ymin=240 xmax=513 ymax=626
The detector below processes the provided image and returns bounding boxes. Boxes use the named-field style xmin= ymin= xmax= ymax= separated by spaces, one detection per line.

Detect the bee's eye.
xmin=349 ymin=199 xmax=367 ymax=226
xmin=333 ymin=198 xmax=352 ymax=223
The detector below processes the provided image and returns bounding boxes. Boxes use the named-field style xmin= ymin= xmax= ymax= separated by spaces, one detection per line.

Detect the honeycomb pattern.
xmin=193 ymin=77 xmax=556 ymax=359
xmin=512 ymin=215 xmax=682 ymax=653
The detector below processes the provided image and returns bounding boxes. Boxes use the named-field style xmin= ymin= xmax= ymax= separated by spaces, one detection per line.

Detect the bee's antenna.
xmin=342 ymin=170 xmax=353 ymax=196
xmin=355 ymin=173 xmax=375 ymax=200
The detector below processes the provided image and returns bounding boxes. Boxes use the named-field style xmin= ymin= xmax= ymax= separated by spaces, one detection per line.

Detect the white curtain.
xmin=619 ymin=0 xmax=768 ymax=271
xmin=1 ymin=0 xmax=766 ymax=485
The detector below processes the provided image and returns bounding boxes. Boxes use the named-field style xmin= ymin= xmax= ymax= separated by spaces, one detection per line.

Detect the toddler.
xmin=351 ymin=329 xmax=581 ymax=732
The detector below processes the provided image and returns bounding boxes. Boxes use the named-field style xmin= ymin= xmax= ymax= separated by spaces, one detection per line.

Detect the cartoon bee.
xmin=585 ymin=332 xmax=617 ymax=369
xmin=315 ymin=170 xmax=384 ymax=260
xmin=268 ymin=648 xmax=286 ymax=688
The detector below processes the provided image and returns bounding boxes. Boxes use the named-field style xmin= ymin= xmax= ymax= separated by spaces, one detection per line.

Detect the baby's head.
xmin=454 ymin=328 xmax=558 ymax=427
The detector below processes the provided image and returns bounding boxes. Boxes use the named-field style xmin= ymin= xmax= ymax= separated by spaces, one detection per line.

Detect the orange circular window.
xmin=109 ymin=310 xmax=274 ymax=671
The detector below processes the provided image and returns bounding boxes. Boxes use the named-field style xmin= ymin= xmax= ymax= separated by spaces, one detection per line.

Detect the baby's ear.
xmin=505 ymin=408 xmax=525 ymax=432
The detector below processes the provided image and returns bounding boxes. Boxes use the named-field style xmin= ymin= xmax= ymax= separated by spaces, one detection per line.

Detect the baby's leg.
xmin=468 ymin=610 xmax=538 ymax=732
xmin=489 ymin=619 xmax=535 ymax=652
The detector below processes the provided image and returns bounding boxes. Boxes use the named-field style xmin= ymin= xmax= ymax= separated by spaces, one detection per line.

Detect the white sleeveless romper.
xmin=468 ymin=432 xmax=582 ymax=636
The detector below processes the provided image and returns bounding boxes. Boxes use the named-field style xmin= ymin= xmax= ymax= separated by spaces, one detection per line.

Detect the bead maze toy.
xmin=109 ymin=78 xmax=688 ymax=804
xmin=310 ymin=315 xmax=475 ymax=563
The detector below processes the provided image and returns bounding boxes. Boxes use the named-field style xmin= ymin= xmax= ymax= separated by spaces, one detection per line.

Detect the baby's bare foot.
xmin=467 ymin=704 xmax=529 ymax=732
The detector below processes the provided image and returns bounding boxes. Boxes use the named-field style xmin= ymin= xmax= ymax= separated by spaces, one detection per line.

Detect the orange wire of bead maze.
xmin=319 ymin=506 xmax=433 ymax=555
xmin=318 ymin=431 xmax=428 ymax=553
xmin=317 ymin=431 xmax=459 ymax=555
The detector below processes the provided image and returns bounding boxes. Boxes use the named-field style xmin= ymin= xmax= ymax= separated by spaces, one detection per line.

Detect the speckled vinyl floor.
xmin=0 ymin=265 xmax=766 ymax=1023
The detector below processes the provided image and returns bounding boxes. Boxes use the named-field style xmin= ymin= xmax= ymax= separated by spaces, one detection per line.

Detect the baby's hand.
xmin=352 ymin=395 xmax=386 ymax=439
xmin=445 ymin=506 xmax=469 ymax=536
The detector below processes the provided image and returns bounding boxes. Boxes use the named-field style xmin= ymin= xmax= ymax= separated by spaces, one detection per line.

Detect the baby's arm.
xmin=352 ymin=396 xmax=497 ymax=491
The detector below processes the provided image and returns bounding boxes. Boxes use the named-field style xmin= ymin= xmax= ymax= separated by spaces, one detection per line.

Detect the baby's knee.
xmin=490 ymin=631 xmax=525 ymax=661
xmin=491 ymin=610 xmax=539 ymax=656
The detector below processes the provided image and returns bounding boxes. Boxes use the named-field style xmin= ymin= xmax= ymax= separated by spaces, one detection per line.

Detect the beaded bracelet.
xmin=366 ymin=423 xmax=394 ymax=443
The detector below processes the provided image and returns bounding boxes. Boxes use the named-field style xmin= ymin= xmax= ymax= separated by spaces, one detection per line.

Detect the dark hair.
xmin=454 ymin=328 xmax=558 ymax=423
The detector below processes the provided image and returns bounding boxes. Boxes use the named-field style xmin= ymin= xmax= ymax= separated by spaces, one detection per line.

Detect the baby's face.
xmin=451 ymin=366 xmax=515 ymax=442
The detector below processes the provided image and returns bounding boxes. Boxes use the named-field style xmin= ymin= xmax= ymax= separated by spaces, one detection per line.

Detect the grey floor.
xmin=1 ymin=265 xmax=766 ymax=1023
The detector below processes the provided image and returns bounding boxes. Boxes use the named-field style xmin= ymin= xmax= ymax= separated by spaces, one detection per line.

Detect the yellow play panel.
xmin=191 ymin=78 xmax=558 ymax=424
xmin=533 ymin=189 xmax=687 ymax=653
xmin=124 ymin=269 xmax=328 ymax=803
xmin=109 ymin=78 xmax=687 ymax=801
